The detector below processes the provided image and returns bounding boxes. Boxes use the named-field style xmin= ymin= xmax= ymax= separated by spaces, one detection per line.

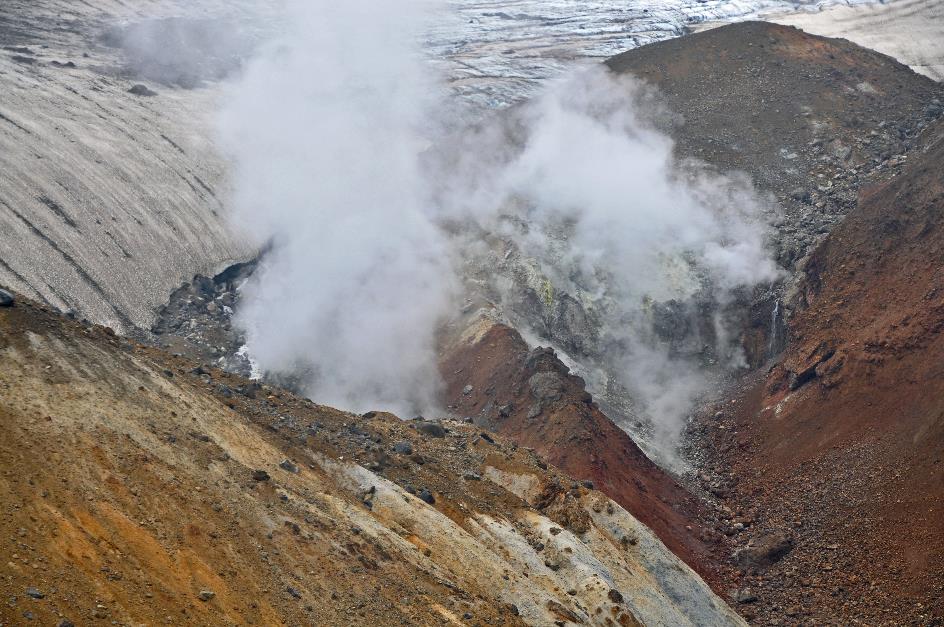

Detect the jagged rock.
xmin=417 ymin=488 xmax=435 ymax=505
xmin=528 ymin=371 xmax=565 ymax=403
xmin=188 ymin=431 xmax=211 ymax=442
xmin=735 ymin=588 xmax=758 ymax=604
xmin=197 ymin=590 xmax=215 ymax=601
xmin=393 ymin=441 xmax=413 ymax=455
xmin=415 ymin=422 xmax=446 ymax=438
xmin=0 ymin=289 xmax=14 ymax=307
xmin=25 ymin=587 xmax=44 ymax=599
xmin=128 ymin=83 xmax=158 ymax=97
xmin=251 ymin=469 xmax=270 ymax=482
xmin=925 ymin=99 xmax=943 ymax=119
xmin=734 ymin=531 xmax=794 ymax=570
xmin=279 ymin=459 xmax=299 ymax=473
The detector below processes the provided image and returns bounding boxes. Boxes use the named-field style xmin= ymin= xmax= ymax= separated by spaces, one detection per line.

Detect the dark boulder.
xmin=734 ymin=531 xmax=794 ymax=571
xmin=128 ymin=83 xmax=158 ymax=97
xmin=251 ymin=469 xmax=270 ymax=482
xmin=415 ymin=421 xmax=446 ymax=438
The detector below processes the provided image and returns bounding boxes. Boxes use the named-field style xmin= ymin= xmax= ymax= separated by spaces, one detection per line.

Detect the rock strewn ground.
xmin=0 ymin=295 xmax=743 ymax=626
xmin=691 ymin=117 xmax=944 ymax=626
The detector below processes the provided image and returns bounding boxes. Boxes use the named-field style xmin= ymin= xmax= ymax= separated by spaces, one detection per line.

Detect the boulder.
xmin=415 ymin=421 xmax=446 ymax=438
xmin=734 ymin=531 xmax=794 ymax=570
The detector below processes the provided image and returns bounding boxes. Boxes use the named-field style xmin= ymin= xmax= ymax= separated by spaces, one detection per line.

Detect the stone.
xmin=417 ymin=488 xmax=435 ymax=505
xmin=463 ymin=472 xmax=482 ymax=481
xmin=279 ymin=459 xmax=299 ymax=473
xmin=415 ymin=422 xmax=446 ymax=438
xmin=462 ymin=384 xmax=473 ymax=395
xmin=393 ymin=441 xmax=413 ymax=455
xmin=925 ymin=101 xmax=943 ymax=119
xmin=198 ymin=590 xmax=215 ymax=601
xmin=789 ymin=188 xmax=812 ymax=204
xmin=528 ymin=371 xmax=565 ymax=402
xmin=734 ymin=531 xmax=794 ymax=570
xmin=286 ymin=586 xmax=302 ymax=599
xmin=735 ymin=588 xmax=758 ymax=604
xmin=251 ymin=469 xmax=270 ymax=482
xmin=25 ymin=587 xmax=44 ymax=599
xmin=128 ymin=84 xmax=158 ymax=97
xmin=0 ymin=289 xmax=14 ymax=307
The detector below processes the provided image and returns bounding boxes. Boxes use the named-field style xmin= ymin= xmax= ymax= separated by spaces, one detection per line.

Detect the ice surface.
xmin=430 ymin=0 xmax=880 ymax=108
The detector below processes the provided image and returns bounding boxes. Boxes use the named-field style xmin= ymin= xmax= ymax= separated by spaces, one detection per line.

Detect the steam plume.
xmin=219 ymin=1 xmax=779 ymax=463
xmin=219 ymin=0 xmax=453 ymax=416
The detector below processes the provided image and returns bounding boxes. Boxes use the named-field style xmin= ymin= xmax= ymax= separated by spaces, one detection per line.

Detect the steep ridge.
xmin=0 ymin=295 xmax=743 ymax=626
xmin=698 ymin=117 xmax=944 ymax=624
xmin=439 ymin=312 xmax=726 ymax=590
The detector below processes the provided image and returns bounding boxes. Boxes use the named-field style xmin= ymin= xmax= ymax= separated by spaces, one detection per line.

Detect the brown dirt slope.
xmin=703 ymin=117 xmax=944 ymax=625
xmin=0 ymin=296 xmax=743 ymax=626
xmin=439 ymin=314 xmax=730 ymax=591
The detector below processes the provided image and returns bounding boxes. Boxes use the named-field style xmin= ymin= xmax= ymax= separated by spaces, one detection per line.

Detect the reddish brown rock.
xmin=440 ymin=315 xmax=725 ymax=588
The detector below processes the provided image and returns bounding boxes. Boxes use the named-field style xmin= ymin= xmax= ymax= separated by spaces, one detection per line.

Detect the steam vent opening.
xmin=1 ymin=0 xmax=943 ymax=625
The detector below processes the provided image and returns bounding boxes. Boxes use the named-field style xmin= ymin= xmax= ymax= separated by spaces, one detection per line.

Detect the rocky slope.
xmin=694 ymin=117 xmax=944 ymax=625
xmin=137 ymin=19 xmax=944 ymax=602
xmin=437 ymin=311 xmax=720 ymax=580
xmin=0 ymin=295 xmax=743 ymax=626
xmin=607 ymin=21 xmax=943 ymax=269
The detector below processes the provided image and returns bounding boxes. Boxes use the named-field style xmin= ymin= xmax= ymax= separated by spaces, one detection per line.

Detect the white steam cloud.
xmin=219 ymin=0 xmax=779 ymax=462
xmin=219 ymin=0 xmax=454 ymax=416
xmin=471 ymin=69 xmax=781 ymax=463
